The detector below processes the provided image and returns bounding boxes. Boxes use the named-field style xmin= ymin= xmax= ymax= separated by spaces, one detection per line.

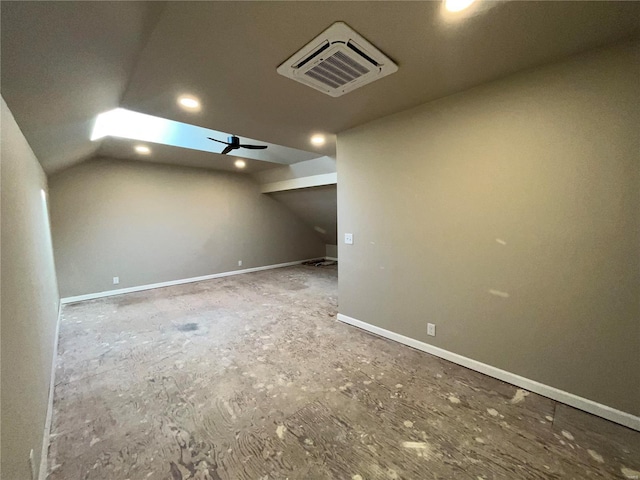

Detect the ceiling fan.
xmin=207 ymin=135 xmax=267 ymax=155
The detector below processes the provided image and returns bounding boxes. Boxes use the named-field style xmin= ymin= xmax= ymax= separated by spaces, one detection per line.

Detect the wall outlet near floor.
xmin=344 ymin=233 xmax=353 ymax=245
xmin=29 ymin=449 xmax=36 ymax=480
xmin=113 ymin=276 xmax=120 ymax=285
xmin=238 ymin=260 xmax=242 ymax=267
xmin=427 ymin=323 xmax=436 ymax=337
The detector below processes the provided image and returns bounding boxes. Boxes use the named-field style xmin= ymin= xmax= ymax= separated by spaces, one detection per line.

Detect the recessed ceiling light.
xmin=234 ymin=159 xmax=246 ymax=169
xmin=444 ymin=0 xmax=475 ymax=13
xmin=177 ymin=95 xmax=201 ymax=111
xmin=134 ymin=145 xmax=151 ymax=155
xmin=310 ymin=134 xmax=326 ymax=146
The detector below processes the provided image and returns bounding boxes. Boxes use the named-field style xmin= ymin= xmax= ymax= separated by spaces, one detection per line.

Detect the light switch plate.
xmin=427 ymin=323 xmax=436 ymax=336
xmin=344 ymin=233 xmax=353 ymax=245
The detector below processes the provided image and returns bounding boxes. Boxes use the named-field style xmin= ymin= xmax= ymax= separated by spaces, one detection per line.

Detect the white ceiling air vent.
xmin=277 ymin=22 xmax=398 ymax=97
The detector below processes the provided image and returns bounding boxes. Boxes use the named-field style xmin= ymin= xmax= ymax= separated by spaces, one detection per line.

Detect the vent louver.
xmin=305 ymin=50 xmax=370 ymax=88
xmin=277 ymin=22 xmax=398 ymax=97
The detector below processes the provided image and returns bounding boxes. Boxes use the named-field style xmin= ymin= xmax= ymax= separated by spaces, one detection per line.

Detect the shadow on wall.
xmin=1 ymin=97 xmax=61 ymax=480
xmin=267 ymin=184 xmax=338 ymax=246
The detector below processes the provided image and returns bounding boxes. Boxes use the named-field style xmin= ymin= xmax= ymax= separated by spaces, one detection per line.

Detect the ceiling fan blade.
xmin=240 ymin=144 xmax=268 ymax=150
xmin=208 ymin=137 xmax=230 ymax=145
xmin=220 ymin=145 xmax=234 ymax=155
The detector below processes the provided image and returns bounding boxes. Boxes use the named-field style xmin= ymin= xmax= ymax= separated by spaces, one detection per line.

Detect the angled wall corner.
xmin=255 ymin=156 xmax=338 ymax=246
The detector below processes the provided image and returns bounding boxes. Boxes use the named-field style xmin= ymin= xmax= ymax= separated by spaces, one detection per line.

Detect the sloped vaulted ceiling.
xmin=2 ymin=1 xmax=639 ymax=175
xmin=1 ymin=1 xmax=166 ymax=174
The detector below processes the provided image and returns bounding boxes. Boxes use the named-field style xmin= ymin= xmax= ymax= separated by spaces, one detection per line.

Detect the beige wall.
xmin=268 ymin=185 xmax=337 ymax=245
xmin=1 ymin=98 xmax=60 ymax=479
xmin=49 ymin=158 xmax=325 ymax=298
xmin=337 ymin=42 xmax=639 ymax=415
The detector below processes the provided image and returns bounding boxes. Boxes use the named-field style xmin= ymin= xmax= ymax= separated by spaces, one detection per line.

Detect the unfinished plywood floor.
xmin=48 ymin=265 xmax=639 ymax=480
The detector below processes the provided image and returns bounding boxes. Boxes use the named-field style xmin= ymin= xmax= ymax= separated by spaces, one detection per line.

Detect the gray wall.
xmin=1 ymin=98 xmax=60 ymax=479
xmin=337 ymin=42 xmax=639 ymax=416
xmin=268 ymin=185 xmax=338 ymax=245
xmin=326 ymin=244 xmax=338 ymax=259
xmin=50 ymin=158 xmax=326 ymax=298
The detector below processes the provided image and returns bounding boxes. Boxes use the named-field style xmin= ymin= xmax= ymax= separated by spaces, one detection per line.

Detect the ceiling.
xmin=2 ymin=1 xmax=639 ymax=175
xmin=0 ymin=1 xmax=165 ymax=174
xmin=99 ymin=137 xmax=280 ymax=175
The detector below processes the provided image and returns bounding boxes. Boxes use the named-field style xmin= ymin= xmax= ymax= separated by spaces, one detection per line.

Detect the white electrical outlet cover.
xmin=345 ymin=233 xmax=353 ymax=245
xmin=113 ymin=276 xmax=119 ymax=285
xmin=427 ymin=323 xmax=436 ymax=336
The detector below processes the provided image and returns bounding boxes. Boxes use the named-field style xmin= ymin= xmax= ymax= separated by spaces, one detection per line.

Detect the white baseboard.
xmin=325 ymin=257 xmax=338 ymax=262
xmin=337 ymin=313 xmax=640 ymax=431
xmin=39 ymin=302 xmax=62 ymax=480
xmin=60 ymin=258 xmax=324 ymax=304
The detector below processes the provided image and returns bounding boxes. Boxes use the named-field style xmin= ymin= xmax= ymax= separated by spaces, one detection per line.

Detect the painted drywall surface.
xmin=1 ymin=98 xmax=60 ymax=480
xmin=253 ymin=156 xmax=336 ymax=185
xmin=337 ymin=42 xmax=640 ymax=416
xmin=326 ymin=245 xmax=338 ymax=259
xmin=0 ymin=2 xmax=166 ymax=174
xmin=268 ymin=185 xmax=337 ymax=245
xmin=49 ymin=159 xmax=325 ymax=298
